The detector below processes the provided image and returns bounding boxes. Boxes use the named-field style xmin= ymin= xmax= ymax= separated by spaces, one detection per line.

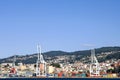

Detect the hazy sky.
xmin=0 ymin=0 xmax=120 ymax=58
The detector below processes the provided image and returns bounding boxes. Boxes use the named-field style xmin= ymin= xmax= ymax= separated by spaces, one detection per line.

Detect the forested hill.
xmin=0 ymin=47 xmax=120 ymax=64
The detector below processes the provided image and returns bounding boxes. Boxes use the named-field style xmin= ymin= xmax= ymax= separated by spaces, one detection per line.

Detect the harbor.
xmin=0 ymin=0 xmax=120 ymax=79
xmin=0 ymin=46 xmax=120 ymax=78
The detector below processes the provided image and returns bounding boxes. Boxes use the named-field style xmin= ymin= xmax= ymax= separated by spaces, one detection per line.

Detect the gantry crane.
xmin=36 ymin=45 xmax=46 ymax=77
xmin=90 ymin=49 xmax=100 ymax=77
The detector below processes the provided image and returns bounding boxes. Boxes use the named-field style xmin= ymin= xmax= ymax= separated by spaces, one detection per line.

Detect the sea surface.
xmin=0 ymin=78 xmax=120 ymax=80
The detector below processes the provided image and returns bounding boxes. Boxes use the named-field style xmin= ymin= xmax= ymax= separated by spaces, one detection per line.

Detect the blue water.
xmin=0 ymin=78 xmax=120 ymax=80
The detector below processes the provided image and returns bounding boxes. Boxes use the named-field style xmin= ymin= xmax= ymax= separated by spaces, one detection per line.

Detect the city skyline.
xmin=0 ymin=0 xmax=120 ymax=58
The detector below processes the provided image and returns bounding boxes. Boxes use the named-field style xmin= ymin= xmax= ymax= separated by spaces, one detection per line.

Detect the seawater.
xmin=0 ymin=78 xmax=120 ymax=80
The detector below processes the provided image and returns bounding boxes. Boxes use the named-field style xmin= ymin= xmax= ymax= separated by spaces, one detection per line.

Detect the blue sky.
xmin=0 ymin=0 xmax=120 ymax=58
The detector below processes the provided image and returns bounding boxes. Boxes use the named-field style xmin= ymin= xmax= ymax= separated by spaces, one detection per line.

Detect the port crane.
xmin=90 ymin=49 xmax=100 ymax=77
xmin=9 ymin=55 xmax=17 ymax=77
xmin=36 ymin=45 xmax=46 ymax=77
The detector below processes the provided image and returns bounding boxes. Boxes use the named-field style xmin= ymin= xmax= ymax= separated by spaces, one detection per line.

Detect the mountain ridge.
xmin=0 ymin=46 xmax=120 ymax=64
